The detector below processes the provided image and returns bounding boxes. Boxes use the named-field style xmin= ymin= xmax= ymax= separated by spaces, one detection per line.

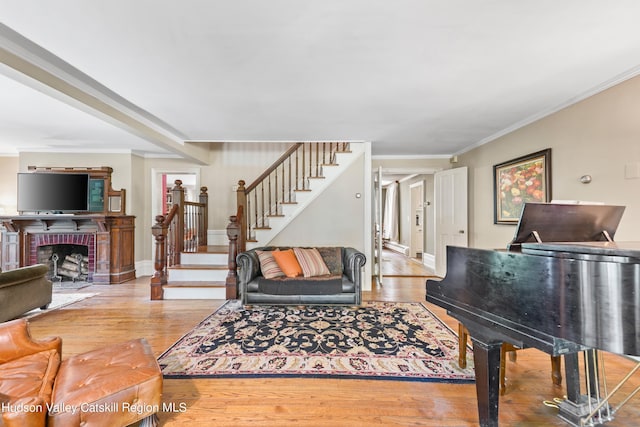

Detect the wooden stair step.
xmin=164 ymin=281 xmax=225 ymax=288
xmin=170 ymin=264 xmax=227 ymax=270
xmin=200 ymin=245 xmax=229 ymax=253
xmin=183 ymin=245 xmax=228 ymax=254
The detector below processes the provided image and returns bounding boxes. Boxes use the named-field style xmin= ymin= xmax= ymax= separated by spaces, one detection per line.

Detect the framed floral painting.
xmin=493 ymin=149 xmax=551 ymax=224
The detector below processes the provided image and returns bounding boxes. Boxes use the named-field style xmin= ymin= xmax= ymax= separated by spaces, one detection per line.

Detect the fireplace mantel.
xmin=0 ymin=214 xmax=135 ymax=284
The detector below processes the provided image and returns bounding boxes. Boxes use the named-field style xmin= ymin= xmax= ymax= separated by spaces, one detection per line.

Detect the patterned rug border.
xmin=159 ymin=300 xmax=475 ymax=383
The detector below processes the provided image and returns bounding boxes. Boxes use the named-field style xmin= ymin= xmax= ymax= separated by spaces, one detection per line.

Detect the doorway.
xmin=374 ymin=168 xmax=437 ymax=280
xmin=150 ymin=168 xmax=201 ymax=255
xmin=151 ymin=168 xmax=200 ymax=220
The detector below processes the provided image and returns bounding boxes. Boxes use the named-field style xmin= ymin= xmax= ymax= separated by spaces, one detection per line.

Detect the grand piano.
xmin=426 ymin=203 xmax=640 ymax=426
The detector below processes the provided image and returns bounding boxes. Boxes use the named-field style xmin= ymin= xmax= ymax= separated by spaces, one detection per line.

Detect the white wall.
xmin=270 ymin=153 xmax=365 ymax=248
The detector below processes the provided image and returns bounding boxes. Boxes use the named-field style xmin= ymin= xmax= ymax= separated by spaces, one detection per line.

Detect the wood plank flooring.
xmin=380 ymin=249 xmax=436 ymax=277
xmin=26 ymin=266 xmax=640 ymax=426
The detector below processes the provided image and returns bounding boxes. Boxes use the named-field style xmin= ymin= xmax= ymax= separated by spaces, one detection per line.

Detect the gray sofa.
xmin=237 ymin=246 xmax=366 ymax=305
xmin=0 ymin=264 xmax=52 ymax=322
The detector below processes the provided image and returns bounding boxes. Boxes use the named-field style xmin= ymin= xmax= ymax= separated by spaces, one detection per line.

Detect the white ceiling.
xmin=1 ymin=1 xmax=640 ymax=159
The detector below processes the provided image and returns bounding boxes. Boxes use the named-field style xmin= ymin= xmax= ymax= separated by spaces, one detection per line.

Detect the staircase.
xmin=162 ymin=245 xmax=228 ymax=299
xmin=243 ymin=143 xmax=364 ymax=249
xmin=154 ymin=142 xmax=363 ymax=300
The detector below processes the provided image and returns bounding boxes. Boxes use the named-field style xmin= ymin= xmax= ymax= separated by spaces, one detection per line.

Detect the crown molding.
xmin=455 ymin=65 xmax=640 ymax=156
xmin=371 ymin=154 xmax=452 ymax=160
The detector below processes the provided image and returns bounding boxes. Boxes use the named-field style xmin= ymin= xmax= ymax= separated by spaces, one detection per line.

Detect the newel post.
xmin=151 ymin=214 xmax=167 ymax=300
xmin=236 ymin=180 xmax=247 ymax=253
xmin=226 ymin=214 xmax=240 ymax=299
xmin=199 ymin=186 xmax=208 ymax=247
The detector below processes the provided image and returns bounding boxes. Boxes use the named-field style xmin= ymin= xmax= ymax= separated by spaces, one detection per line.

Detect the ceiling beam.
xmin=0 ymin=23 xmax=209 ymax=164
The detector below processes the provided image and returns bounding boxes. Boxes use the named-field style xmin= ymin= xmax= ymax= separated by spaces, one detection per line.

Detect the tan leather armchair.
xmin=0 ymin=318 xmax=62 ymax=427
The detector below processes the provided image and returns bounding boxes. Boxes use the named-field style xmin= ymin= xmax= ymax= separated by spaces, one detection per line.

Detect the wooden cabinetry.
xmin=1 ymin=166 xmax=134 ymax=284
xmin=0 ymin=215 xmax=136 ymax=284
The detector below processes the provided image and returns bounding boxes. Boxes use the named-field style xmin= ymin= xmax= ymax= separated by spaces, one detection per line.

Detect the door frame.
xmin=409 ymin=180 xmax=424 ymax=260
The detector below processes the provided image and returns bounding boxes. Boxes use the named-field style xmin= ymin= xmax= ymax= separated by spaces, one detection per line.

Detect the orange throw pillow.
xmin=272 ymin=249 xmax=303 ymax=278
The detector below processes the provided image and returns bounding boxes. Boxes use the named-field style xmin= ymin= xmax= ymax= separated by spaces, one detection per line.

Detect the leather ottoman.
xmin=48 ymin=338 xmax=162 ymax=427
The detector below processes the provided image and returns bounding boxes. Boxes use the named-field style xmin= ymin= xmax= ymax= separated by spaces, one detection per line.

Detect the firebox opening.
xmin=37 ymin=244 xmax=90 ymax=282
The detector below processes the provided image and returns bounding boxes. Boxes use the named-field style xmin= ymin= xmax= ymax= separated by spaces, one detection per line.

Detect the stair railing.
xmin=234 ymin=142 xmax=350 ymax=249
xmin=150 ymin=180 xmax=208 ymax=300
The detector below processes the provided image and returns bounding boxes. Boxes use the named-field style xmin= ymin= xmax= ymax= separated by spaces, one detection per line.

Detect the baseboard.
xmin=422 ymin=253 xmax=435 ymax=270
xmin=384 ymin=241 xmax=410 ymax=256
xmin=136 ymin=260 xmax=153 ymax=278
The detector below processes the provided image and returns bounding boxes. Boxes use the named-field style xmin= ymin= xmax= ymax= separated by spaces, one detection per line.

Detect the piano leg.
xmin=551 ymin=355 xmax=562 ymax=385
xmin=470 ymin=337 xmax=502 ymax=427
xmin=564 ymin=352 xmax=581 ymax=403
xmin=558 ymin=350 xmax=613 ymax=426
xmin=564 ymin=351 xmax=600 ymax=402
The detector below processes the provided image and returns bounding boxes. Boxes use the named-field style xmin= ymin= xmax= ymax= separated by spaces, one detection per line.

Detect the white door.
xmin=434 ymin=167 xmax=468 ymax=277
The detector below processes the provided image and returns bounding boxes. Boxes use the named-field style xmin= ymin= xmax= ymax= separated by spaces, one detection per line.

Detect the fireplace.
xmin=37 ymin=242 xmax=91 ymax=282
xmin=0 ymin=214 xmax=135 ymax=284
xmin=29 ymin=233 xmax=95 ymax=282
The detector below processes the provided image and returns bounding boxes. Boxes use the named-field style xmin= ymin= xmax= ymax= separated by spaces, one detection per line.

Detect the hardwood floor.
xmin=380 ymin=249 xmax=436 ymax=277
xmin=26 ymin=272 xmax=640 ymax=426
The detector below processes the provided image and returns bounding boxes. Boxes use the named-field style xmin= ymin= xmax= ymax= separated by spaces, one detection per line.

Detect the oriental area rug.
xmin=158 ymin=300 xmax=475 ymax=383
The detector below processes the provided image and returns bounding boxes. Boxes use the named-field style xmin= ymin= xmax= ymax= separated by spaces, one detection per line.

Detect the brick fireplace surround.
xmin=0 ymin=214 xmax=135 ymax=284
xmin=31 ymin=233 xmax=95 ymax=281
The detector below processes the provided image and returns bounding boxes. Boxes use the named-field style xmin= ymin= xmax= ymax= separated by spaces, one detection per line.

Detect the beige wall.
xmin=206 ymin=142 xmax=295 ymax=230
xmin=0 ymin=157 xmax=18 ymax=215
xmin=459 ymin=75 xmax=640 ymax=249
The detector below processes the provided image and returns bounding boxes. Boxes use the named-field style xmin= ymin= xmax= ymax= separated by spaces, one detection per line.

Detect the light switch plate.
xmin=625 ymin=162 xmax=640 ymax=179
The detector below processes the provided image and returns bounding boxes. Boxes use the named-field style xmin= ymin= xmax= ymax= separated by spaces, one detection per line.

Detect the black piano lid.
xmin=508 ymin=202 xmax=626 ymax=250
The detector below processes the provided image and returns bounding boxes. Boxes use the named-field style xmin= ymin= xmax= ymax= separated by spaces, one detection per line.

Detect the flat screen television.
xmin=17 ymin=173 xmax=89 ymax=213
